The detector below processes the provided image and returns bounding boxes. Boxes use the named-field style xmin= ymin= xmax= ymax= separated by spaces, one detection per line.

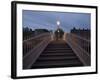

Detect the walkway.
xmin=31 ymin=40 xmax=83 ymax=69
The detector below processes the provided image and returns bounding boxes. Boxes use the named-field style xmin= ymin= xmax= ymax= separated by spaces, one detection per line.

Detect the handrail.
xmin=23 ymin=36 xmax=51 ymax=69
xmin=23 ymin=33 xmax=51 ymax=56
xmin=23 ymin=33 xmax=50 ymax=43
xmin=65 ymin=33 xmax=91 ymax=66
xmin=70 ymin=33 xmax=90 ymax=42
xmin=67 ymin=33 xmax=90 ymax=54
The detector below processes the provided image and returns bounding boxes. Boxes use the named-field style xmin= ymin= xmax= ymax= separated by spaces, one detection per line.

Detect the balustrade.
xmin=67 ymin=33 xmax=90 ymax=54
xmin=23 ymin=33 xmax=52 ymax=69
xmin=65 ymin=33 xmax=91 ymax=66
xmin=23 ymin=33 xmax=51 ymax=56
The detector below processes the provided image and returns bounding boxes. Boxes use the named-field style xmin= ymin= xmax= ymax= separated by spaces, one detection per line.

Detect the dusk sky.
xmin=22 ymin=10 xmax=91 ymax=32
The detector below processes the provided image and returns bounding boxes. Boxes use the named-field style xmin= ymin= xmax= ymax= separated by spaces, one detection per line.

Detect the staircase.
xmin=31 ymin=40 xmax=83 ymax=69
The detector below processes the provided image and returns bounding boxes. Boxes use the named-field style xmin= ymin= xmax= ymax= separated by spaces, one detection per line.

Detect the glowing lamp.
xmin=57 ymin=20 xmax=60 ymax=25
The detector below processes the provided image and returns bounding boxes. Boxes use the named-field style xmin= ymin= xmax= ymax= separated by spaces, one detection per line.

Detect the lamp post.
xmin=57 ymin=20 xmax=60 ymax=40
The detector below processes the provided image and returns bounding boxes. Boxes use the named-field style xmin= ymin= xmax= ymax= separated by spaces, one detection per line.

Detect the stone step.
xmin=31 ymin=59 xmax=83 ymax=68
xmin=43 ymin=50 xmax=74 ymax=53
xmin=45 ymin=48 xmax=72 ymax=50
xmin=37 ymin=56 xmax=77 ymax=61
xmin=40 ymin=52 xmax=75 ymax=56
xmin=47 ymin=45 xmax=70 ymax=48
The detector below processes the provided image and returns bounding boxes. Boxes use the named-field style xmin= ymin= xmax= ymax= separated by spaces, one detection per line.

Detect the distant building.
xmin=70 ymin=27 xmax=90 ymax=40
xmin=23 ymin=27 xmax=35 ymax=40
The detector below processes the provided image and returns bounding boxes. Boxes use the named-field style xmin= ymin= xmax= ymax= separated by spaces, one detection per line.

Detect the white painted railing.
xmin=65 ymin=33 xmax=91 ymax=66
xmin=23 ymin=33 xmax=51 ymax=56
xmin=23 ymin=33 xmax=52 ymax=69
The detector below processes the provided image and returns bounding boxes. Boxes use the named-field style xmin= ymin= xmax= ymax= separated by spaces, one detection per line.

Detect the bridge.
xmin=23 ymin=32 xmax=90 ymax=69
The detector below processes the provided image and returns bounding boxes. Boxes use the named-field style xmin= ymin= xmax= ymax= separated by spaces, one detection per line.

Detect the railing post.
xmin=65 ymin=33 xmax=90 ymax=66
xmin=63 ymin=32 xmax=67 ymax=41
xmin=23 ymin=33 xmax=52 ymax=69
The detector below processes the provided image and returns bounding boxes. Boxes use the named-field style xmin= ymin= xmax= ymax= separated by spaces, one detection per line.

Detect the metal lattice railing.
xmin=66 ymin=33 xmax=90 ymax=54
xmin=65 ymin=33 xmax=91 ymax=66
xmin=23 ymin=33 xmax=51 ymax=56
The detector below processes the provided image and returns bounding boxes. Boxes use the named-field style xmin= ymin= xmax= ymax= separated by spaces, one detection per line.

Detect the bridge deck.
xmin=31 ymin=40 xmax=83 ymax=69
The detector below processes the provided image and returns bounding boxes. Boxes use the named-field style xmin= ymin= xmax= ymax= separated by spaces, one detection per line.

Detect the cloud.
xmin=23 ymin=10 xmax=90 ymax=32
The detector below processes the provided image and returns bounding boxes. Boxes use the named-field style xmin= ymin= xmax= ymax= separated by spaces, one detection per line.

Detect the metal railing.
xmin=65 ymin=33 xmax=91 ymax=66
xmin=67 ymin=33 xmax=90 ymax=54
xmin=23 ymin=33 xmax=52 ymax=69
xmin=23 ymin=33 xmax=51 ymax=56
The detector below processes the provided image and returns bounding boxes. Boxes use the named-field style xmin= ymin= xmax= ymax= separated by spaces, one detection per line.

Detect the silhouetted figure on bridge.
xmin=54 ymin=20 xmax=64 ymax=40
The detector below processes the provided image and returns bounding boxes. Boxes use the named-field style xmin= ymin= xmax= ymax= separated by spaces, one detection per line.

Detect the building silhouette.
xmin=70 ymin=27 xmax=90 ymax=40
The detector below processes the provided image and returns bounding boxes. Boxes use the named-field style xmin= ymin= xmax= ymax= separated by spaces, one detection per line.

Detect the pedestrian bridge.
xmin=23 ymin=32 xmax=90 ymax=69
